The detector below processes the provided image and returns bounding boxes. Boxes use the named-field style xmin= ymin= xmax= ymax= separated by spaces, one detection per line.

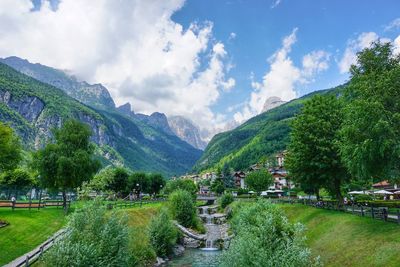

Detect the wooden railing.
xmin=0 ymin=200 xmax=70 ymax=210
xmin=5 ymin=229 xmax=68 ymax=267
xmin=270 ymin=198 xmax=400 ymax=224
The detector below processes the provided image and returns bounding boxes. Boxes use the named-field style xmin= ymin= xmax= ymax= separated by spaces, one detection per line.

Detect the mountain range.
xmin=0 ymin=59 xmax=203 ymax=176
xmin=0 ymin=56 xmax=209 ymax=151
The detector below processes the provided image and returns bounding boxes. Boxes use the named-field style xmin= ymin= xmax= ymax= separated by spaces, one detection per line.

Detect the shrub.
xmin=148 ymin=208 xmax=177 ymax=257
xmin=219 ymin=193 xmax=234 ymax=209
xmin=42 ymin=201 xmax=133 ymax=266
xmin=163 ymin=179 xmax=197 ymax=198
xmin=353 ymin=194 xmax=373 ymax=202
xmin=169 ymin=189 xmax=196 ymax=228
xmin=220 ymin=200 xmax=321 ymax=267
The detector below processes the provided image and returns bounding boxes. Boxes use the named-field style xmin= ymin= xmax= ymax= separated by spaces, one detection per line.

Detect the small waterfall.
xmin=201 ymin=205 xmax=219 ymax=251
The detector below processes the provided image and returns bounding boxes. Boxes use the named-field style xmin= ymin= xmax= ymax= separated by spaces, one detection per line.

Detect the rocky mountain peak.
xmin=117 ymin=102 xmax=134 ymax=116
xmin=262 ymin=96 xmax=286 ymax=113
xmin=168 ymin=115 xmax=207 ymax=150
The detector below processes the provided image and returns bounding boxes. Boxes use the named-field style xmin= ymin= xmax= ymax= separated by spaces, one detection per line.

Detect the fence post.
xmin=38 ymin=189 xmax=42 ymax=210
xmin=361 ymin=206 xmax=364 ymax=217
xmin=371 ymin=207 xmax=374 ymax=219
xmin=25 ymin=255 xmax=29 ymax=267
xmin=351 ymin=204 xmax=354 ymax=214
xmin=397 ymin=209 xmax=400 ymax=224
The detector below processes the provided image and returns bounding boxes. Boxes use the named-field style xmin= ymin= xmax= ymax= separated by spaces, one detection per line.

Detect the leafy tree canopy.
xmin=341 ymin=42 xmax=400 ymax=183
xmin=245 ymin=169 xmax=273 ymax=193
xmin=35 ymin=119 xmax=100 ymax=208
xmin=0 ymin=122 xmax=21 ymax=173
xmin=286 ymin=94 xmax=349 ymax=200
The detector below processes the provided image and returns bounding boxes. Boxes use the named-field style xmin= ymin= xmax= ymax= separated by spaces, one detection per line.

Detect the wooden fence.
xmin=271 ymin=198 xmax=400 ymax=224
xmin=0 ymin=200 xmax=70 ymax=210
xmin=5 ymin=229 xmax=68 ymax=267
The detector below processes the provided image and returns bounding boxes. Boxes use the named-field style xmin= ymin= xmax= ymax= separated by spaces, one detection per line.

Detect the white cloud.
xmin=271 ymin=0 xmax=282 ymax=9
xmin=302 ymin=50 xmax=330 ymax=78
xmin=393 ymin=35 xmax=400 ymax=55
xmin=338 ymin=32 xmax=379 ymax=73
xmin=229 ymin=32 xmax=236 ymax=40
xmin=0 ymin=0 xmax=235 ymax=139
xmin=338 ymin=32 xmax=400 ymax=73
xmin=234 ymin=28 xmax=330 ymax=123
xmin=384 ymin=18 xmax=400 ymax=31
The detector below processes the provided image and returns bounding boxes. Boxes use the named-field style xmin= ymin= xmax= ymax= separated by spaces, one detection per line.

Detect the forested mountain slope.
xmin=193 ymin=86 xmax=343 ymax=172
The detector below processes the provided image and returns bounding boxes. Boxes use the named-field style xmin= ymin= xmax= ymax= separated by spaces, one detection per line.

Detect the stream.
xmin=167 ymin=205 xmax=225 ymax=266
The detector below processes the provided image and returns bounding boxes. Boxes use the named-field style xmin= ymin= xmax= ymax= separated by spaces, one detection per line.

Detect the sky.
xmin=0 ymin=0 xmax=399 ymax=140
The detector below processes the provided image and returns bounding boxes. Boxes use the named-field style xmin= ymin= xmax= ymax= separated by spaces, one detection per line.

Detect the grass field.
xmin=279 ymin=204 xmax=400 ymax=267
xmin=0 ymin=208 xmax=66 ymax=266
xmin=122 ymin=203 xmax=163 ymax=266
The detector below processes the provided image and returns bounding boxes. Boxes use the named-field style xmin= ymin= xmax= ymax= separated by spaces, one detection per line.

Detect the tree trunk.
xmin=62 ymin=190 xmax=67 ymax=213
xmin=334 ymin=178 xmax=343 ymax=209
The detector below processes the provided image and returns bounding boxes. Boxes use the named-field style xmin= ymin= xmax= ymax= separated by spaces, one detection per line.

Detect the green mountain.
xmin=0 ymin=56 xmax=115 ymax=110
xmin=0 ymin=62 xmax=202 ymax=176
xmin=193 ymin=86 xmax=343 ymax=173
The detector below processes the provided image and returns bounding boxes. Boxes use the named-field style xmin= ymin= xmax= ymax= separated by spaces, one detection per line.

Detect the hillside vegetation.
xmin=0 ymin=63 xmax=201 ymax=176
xmin=193 ymin=86 xmax=342 ymax=172
xmin=280 ymin=204 xmax=400 ymax=267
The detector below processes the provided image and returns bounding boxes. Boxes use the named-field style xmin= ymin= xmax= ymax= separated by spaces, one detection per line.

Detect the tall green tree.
xmin=340 ymin=42 xmax=400 ymax=184
xmin=148 ymin=173 xmax=166 ymax=195
xmin=107 ymin=167 xmax=130 ymax=196
xmin=35 ymin=120 xmax=100 ymax=209
xmin=286 ymin=94 xmax=348 ymax=201
xmin=0 ymin=123 xmax=21 ymax=173
xmin=128 ymin=172 xmax=149 ymax=196
xmin=245 ymin=169 xmax=273 ymax=194
xmin=222 ymin=163 xmax=234 ymax=188
xmin=211 ymin=177 xmax=225 ymax=195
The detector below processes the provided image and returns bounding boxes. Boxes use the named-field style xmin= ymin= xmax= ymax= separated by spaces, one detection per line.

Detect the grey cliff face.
xmin=168 ymin=115 xmax=207 ymax=150
xmin=0 ymin=89 xmax=111 ymax=149
xmin=0 ymin=90 xmax=44 ymax=122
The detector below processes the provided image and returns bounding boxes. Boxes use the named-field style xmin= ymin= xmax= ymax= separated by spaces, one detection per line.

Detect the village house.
xmin=201 ymin=172 xmax=217 ymax=182
xmin=232 ymin=171 xmax=246 ymax=189
xmin=268 ymin=151 xmax=294 ymax=191
xmin=372 ymin=180 xmax=398 ymax=192
xmin=179 ymin=174 xmax=201 ymax=184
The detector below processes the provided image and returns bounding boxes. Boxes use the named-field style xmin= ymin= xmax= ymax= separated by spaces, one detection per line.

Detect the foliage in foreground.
xmin=148 ymin=208 xmax=177 ymax=257
xmin=220 ymin=200 xmax=321 ymax=267
xmin=42 ymin=201 xmax=133 ymax=266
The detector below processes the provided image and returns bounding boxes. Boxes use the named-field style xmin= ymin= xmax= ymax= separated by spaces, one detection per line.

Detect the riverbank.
xmin=279 ymin=204 xmax=400 ymax=267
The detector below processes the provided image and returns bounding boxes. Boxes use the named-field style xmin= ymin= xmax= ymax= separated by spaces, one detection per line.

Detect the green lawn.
xmin=279 ymin=204 xmax=400 ymax=267
xmin=0 ymin=208 xmax=66 ymax=265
